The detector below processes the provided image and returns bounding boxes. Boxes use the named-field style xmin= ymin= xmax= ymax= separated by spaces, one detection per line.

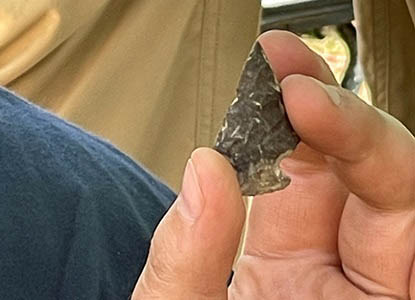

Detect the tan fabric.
xmin=353 ymin=0 xmax=415 ymax=133
xmin=1 ymin=0 xmax=261 ymax=191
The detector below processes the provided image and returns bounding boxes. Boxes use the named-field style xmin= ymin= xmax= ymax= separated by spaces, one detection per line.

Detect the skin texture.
xmin=132 ymin=31 xmax=415 ymax=300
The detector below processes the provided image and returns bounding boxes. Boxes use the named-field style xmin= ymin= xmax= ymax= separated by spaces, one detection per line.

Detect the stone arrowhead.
xmin=214 ymin=42 xmax=300 ymax=196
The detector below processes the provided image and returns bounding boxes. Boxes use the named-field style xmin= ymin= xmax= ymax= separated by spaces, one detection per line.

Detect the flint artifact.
xmin=214 ymin=42 xmax=300 ymax=196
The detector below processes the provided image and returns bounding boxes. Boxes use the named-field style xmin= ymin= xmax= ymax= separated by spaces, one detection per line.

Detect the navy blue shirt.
xmin=0 ymin=87 xmax=176 ymax=299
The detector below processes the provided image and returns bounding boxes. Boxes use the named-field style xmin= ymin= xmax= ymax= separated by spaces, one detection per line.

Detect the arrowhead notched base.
xmin=238 ymin=150 xmax=293 ymax=196
xmin=214 ymin=42 xmax=300 ymax=196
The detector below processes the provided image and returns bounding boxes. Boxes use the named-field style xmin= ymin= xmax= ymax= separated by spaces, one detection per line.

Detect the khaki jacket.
xmin=1 ymin=1 xmax=413 ymax=190
xmin=1 ymin=0 xmax=260 ymax=191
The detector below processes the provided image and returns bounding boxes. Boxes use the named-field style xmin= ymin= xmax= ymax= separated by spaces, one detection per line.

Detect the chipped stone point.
xmin=213 ymin=42 xmax=300 ymax=196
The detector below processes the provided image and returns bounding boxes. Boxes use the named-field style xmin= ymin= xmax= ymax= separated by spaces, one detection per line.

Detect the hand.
xmin=132 ymin=31 xmax=415 ymax=299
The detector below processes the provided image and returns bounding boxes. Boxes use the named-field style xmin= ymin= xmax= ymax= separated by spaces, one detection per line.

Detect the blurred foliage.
xmin=301 ymin=26 xmax=371 ymax=104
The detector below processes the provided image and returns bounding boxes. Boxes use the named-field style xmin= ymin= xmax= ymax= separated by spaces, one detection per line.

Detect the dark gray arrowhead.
xmin=214 ymin=42 xmax=300 ymax=196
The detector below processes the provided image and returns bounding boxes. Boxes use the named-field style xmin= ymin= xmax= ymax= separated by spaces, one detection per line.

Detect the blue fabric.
xmin=0 ymin=87 xmax=176 ymax=299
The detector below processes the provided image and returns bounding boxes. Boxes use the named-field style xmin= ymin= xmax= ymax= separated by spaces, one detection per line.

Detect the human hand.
xmin=132 ymin=31 xmax=415 ymax=299
xmin=229 ymin=31 xmax=415 ymax=299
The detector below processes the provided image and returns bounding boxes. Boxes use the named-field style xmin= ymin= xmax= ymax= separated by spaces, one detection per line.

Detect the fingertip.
xmin=257 ymin=30 xmax=302 ymax=52
xmin=191 ymin=147 xmax=233 ymax=173
xmin=257 ymin=30 xmax=337 ymax=84
xmin=191 ymin=147 xmax=245 ymax=236
xmin=281 ymin=74 xmax=340 ymax=142
xmin=281 ymin=75 xmax=373 ymax=161
xmin=190 ymin=147 xmax=242 ymax=203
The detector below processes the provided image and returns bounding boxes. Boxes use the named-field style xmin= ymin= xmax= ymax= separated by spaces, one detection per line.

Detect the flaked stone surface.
xmin=214 ymin=42 xmax=300 ymax=196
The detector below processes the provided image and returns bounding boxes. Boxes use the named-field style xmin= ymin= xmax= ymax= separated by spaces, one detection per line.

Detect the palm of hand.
xmin=230 ymin=144 xmax=414 ymax=299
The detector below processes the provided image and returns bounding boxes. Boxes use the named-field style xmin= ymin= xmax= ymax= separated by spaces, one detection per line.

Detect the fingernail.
xmin=322 ymin=84 xmax=342 ymax=106
xmin=177 ymin=159 xmax=204 ymax=221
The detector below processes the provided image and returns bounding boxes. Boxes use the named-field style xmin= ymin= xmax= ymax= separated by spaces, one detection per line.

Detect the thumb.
xmin=132 ymin=148 xmax=245 ymax=300
xmin=281 ymin=74 xmax=415 ymax=210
